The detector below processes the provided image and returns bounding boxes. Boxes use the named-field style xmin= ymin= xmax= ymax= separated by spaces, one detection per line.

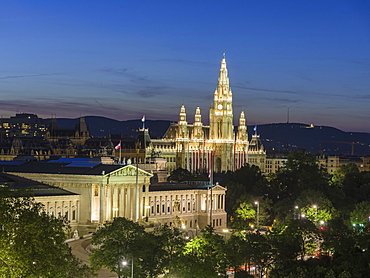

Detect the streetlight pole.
xmin=255 ymin=201 xmax=259 ymax=228
xmin=313 ymin=205 xmax=318 ymax=222
xmin=294 ymin=205 xmax=299 ymax=220
xmin=135 ymin=142 xmax=140 ymax=222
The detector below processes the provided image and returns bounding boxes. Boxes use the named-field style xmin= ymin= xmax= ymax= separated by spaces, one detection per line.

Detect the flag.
xmin=141 ymin=115 xmax=145 ymax=122
xmin=208 ymin=170 xmax=211 ymax=179
xmin=253 ymin=125 xmax=257 ymax=132
xmin=115 ymin=142 xmax=121 ymax=150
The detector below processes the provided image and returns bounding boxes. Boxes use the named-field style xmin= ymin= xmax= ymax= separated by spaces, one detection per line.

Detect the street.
xmin=68 ymin=237 xmax=118 ymax=278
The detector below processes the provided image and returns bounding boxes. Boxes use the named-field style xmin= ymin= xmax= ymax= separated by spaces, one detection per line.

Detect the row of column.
xmin=185 ymin=149 xmax=248 ymax=173
xmin=44 ymin=200 xmax=79 ymax=222
xmin=148 ymin=193 xmax=200 ymax=216
xmin=148 ymin=192 xmax=226 ymax=217
xmin=95 ymin=183 xmax=149 ymax=223
xmin=205 ymin=192 xmax=225 ymax=212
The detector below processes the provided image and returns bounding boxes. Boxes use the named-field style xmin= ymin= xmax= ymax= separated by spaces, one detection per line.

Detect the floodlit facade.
xmin=150 ymin=56 xmax=264 ymax=174
xmin=2 ymin=159 xmax=227 ymax=234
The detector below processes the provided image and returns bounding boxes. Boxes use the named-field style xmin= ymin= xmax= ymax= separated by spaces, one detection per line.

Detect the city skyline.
xmin=1 ymin=1 xmax=370 ymax=132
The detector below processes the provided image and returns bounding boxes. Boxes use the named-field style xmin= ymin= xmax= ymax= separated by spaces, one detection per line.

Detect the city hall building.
xmin=149 ymin=55 xmax=265 ymax=174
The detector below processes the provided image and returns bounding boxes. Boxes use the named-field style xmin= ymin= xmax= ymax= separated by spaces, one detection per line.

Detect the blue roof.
xmin=48 ymin=158 xmax=91 ymax=163
xmin=0 ymin=161 xmax=27 ymax=166
xmin=65 ymin=162 xmax=101 ymax=168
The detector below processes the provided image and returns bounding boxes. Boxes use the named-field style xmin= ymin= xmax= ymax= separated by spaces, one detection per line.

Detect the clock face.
xmin=218 ymin=104 xmax=222 ymax=110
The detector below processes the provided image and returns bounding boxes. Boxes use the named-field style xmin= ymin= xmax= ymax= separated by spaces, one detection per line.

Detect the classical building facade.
xmin=150 ymin=56 xmax=252 ymax=174
xmin=2 ymin=159 xmax=227 ymax=234
xmin=148 ymin=182 xmax=227 ymax=230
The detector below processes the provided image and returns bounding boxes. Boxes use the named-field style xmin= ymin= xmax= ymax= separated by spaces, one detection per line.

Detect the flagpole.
xmin=209 ymin=150 xmax=213 ymax=227
xmin=119 ymin=140 xmax=122 ymax=164
xmin=141 ymin=115 xmax=146 ymax=163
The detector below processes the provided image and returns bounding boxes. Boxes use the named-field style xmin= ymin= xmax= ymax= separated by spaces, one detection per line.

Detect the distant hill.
xmin=55 ymin=117 xmax=370 ymax=156
xmin=255 ymin=123 xmax=370 ymax=156
xmin=55 ymin=116 xmax=171 ymax=139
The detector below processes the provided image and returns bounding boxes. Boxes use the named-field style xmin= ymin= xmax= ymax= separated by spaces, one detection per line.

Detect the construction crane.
xmin=320 ymin=141 xmax=367 ymax=156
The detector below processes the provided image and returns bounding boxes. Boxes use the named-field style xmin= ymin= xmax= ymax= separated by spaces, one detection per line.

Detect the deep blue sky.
xmin=1 ymin=1 xmax=370 ymax=132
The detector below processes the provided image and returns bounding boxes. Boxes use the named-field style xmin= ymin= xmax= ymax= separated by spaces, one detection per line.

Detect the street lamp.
xmin=122 ymin=258 xmax=134 ymax=278
xmin=254 ymin=201 xmax=260 ymax=228
xmin=294 ymin=205 xmax=299 ymax=219
xmin=313 ymin=205 xmax=318 ymax=222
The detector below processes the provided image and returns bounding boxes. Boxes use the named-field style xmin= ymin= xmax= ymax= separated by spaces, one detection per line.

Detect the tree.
xmin=342 ymin=171 xmax=370 ymax=203
xmin=0 ymin=188 xmax=91 ymax=278
xmin=319 ymin=217 xmax=370 ymax=277
xmin=296 ymin=190 xmax=337 ymax=223
xmin=232 ymin=196 xmax=271 ymax=229
xmin=234 ymin=202 xmax=256 ymax=229
xmin=270 ymin=220 xmax=321 ymax=261
xmin=268 ymin=151 xmax=330 ymax=222
xmin=332 ymin=163 xmax=359 ymax=185
xmin=90 ymin=217 xmax=147 ymax=278
xmin=150 ymin=225 xmax=186 ymax=278
xmin=168 ymin=168 xmax=192 ymax=182
xmin=350 ymin=201 xmax=370 ymax=227
xmin=181 ymin=226 xmax=228 ymax=277
xmin=225 ymin=234 xmax=248 ymax=276
xmin=223 ymin=164 xmax=268 ymax=214
xmin=245 ymin=231 xmax=274 ymax=278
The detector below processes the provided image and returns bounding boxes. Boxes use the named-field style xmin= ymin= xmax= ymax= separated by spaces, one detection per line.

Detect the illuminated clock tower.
xmin=209 ymin=53 xmax=234 ymax=140
xmin=209 ymin=54 xmax=235 ymax=172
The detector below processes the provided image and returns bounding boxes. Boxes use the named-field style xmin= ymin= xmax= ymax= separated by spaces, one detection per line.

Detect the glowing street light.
xmin=254 ymin=201 xmax=260 ymax=227
xmin=313 ymin=205 xmax=318 ymax=221
xmin=294 ymin=205 xmax=299 ymax=219
xmin=121 ymin=257 xmax=133 ymax=278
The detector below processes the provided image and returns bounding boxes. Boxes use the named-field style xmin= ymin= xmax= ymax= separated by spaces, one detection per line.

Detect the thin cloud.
xmin=136 ymin=86 xmax=169 ymax=98
xmin=0 ymin=73 xmax=54 ymax=79
xmin=234 ymin=85 xmax=299 ymax=95
xmin=99 ymin=67 xmax=152 ymax=84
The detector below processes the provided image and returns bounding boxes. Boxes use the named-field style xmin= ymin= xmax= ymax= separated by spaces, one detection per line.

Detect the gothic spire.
xmin=179 ymin=104 xmax=187 ymax=125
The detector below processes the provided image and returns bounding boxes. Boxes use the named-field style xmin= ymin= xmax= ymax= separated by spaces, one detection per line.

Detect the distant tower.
xmin=176 ymin=105 xmax=189 ymax=169
xmin=192 ymin=107 xmax=204 ymax=140
xmin=248 ymin=126 xmax=266 ymax=172
xmin=237 ymin=111 xmax=248 ymax=141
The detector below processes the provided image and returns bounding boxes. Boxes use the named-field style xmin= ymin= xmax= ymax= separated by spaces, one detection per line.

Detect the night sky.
xmin=1 ymin=1 xmax=370 ymax=132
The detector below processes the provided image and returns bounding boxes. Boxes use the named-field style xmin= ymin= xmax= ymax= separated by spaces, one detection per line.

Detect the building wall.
xmin=148 ymin=185 xmax=227 ymax=230
xmin=8 ymin=166 xmax=152 ymax=234
xmin=35 ymin=195 xmax=80 ymax=233
xmin=8 ymin=166 xmax=227 ymax=234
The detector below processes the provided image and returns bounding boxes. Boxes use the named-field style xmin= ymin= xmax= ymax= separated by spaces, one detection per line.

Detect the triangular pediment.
xmin=212 ymin=184 xmax=226 ymax=191
xmin=108 ymin=165 xmax=153 ymax=177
